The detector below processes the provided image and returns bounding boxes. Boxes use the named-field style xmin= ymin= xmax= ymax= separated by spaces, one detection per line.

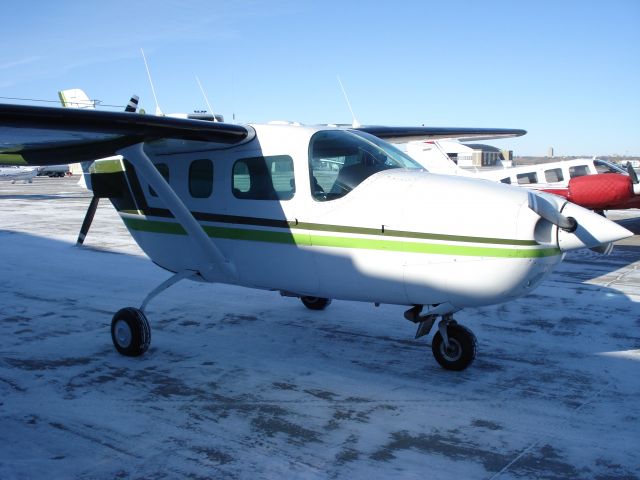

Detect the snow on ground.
xmin=1 ymin=177 xmax=639 ymax=479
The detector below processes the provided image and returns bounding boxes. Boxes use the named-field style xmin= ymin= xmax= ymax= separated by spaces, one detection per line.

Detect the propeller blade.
xmin=76 ymin=196 xmax=100 ymax=246
xmin=590 ymin=243 xmax=614 ymax=255
xmin=527 ymin=191 xmax=577 ymax=232
xmin=627 ymin=162 xmax=639 ymax=184
xmin=627 ymin=162 xmax=640 ymax=196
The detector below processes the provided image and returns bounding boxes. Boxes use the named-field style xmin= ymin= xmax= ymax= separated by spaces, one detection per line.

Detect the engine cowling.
xmin=567 ymin=173 xmax=632 ymax=210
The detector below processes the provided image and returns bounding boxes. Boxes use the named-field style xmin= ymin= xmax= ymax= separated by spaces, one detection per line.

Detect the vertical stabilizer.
xmin=58 ymin=89 xmax=95 ymax=109
xmin=406 ymin=141 xmax=472 ymax=176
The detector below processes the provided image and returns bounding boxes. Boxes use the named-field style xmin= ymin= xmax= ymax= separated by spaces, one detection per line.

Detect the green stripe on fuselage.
xmin=119 ymin=208 xmax=538 ymax=247
xmin=122 ymin=216 xmax=560 ymax=259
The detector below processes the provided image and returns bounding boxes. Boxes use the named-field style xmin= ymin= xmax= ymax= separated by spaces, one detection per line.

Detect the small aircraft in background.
xmin=0 ymin=101 xmax=632 ymax=371
xmin=0 ymin=165 xmax=39 ymax=183
xmin=408 ymin=140 xmax=640 ymax=212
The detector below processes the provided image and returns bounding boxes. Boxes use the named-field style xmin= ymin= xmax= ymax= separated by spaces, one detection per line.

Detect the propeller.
xmin=76 ymin=196 xmax=100 ymax=246
xmin=627 ymin=162 xmax=640 ymax=195
xmin=527 ymin=191 xmax=577 ymax=232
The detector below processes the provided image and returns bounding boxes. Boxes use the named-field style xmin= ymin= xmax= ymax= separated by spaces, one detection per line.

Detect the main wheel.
xmin=111 ymin=307 xmax=151 ymax=357
xmin=431 ymin=323 xmax=477 ymax=371
xmin=300 ymin=296 xmax=332 ymax=311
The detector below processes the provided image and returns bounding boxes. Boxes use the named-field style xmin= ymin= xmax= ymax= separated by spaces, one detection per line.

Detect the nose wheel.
xmin=431 ymin=321 xmax=477 ymax=371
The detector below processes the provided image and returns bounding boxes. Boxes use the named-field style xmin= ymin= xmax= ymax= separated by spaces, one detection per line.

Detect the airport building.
xmin=439 ymin=142 xmax=513 ymax=168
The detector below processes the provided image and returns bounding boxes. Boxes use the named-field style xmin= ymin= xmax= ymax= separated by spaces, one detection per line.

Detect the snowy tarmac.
xmin=1 ymin=176 xmax=639 ymax=479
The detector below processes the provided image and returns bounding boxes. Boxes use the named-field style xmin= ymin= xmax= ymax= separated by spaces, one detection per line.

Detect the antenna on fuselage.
xmin=141 ymin=48 xmax=163 ymax=116
xmin=195 ymin=76 xmax=218 ymax=122
xmin=337 ymin=75 xmax=361 ymax=128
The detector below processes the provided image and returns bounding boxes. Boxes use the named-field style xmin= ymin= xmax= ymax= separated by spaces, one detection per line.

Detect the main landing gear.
xmin=110 ymin=270 xmax=196 ymax=357
xmin=111 ymin=307 xmax=151 ymax=357
xmin=300 ymin=296 xmax=332 ymax=311
xmin=279 ymin=291 xmax=333 ymax=311
xmin=405 ymin=306 xmax=477 ymax=371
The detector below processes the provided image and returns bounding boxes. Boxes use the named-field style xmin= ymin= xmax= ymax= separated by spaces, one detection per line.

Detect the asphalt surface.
xmin=1 ymin=176 xmax=638 ymax=479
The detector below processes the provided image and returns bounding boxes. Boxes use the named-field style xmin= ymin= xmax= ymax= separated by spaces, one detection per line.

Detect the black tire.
xmin=431 ymin=323 xmax=477 ymax=371
xmin=111 ymin=307 xmax=151 ymax=357
xmin=300 ymin=296 xmax=332 ymax=311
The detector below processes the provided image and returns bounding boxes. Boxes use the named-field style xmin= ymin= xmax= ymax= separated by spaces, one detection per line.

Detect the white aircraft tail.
xmin=58 ymin=89 xmax=139 ymax=191
xmin=58 ymin=88 xmax=96 ymax=109
xmin=406 ymin=141 xmax=472 ymax=176
xmin=59 ymin=89 xmax=96 ymax=190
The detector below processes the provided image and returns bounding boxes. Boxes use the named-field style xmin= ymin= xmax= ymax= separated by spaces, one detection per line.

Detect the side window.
xmin=149 ymin=163 xmax=170 ymax=197
xmin=517 ymin=172 xmax=538 ymax=185
xmin=500 ymin=177 xmax=512 ymax=184
xmin=189 ymin=159 xmax=214 ymax=198
xmin=544 ymin=168 xmax=564 ymax=183
xmin=232 ymin=155 xmax=295 ymax=200
xmin=569 ymin=165 xmax=589 ymax=178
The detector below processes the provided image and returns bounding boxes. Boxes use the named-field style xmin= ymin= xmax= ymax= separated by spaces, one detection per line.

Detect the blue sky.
xmin=1 ymin=0 xmax=638 ymax=155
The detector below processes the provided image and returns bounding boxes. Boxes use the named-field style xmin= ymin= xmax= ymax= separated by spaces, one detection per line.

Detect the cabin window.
xmin=149 ymin=163 xmax=170 ymax=197
xmin=309 ymin=130 xmax=422 ymax=201
xmin=544 ymin=168 xmax=564 ymax=183
xmin=569 ymin=165 xmax=589 ymax=178
xmin=189 ymin=159 xmax=214 ymax=198
xmin=517 ymin=172 xmax=538 ymax=185
xmin=232 ymin=155 xmax=295 ymax=200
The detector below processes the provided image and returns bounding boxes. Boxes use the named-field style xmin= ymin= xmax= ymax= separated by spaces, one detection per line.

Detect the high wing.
xmin=356 ymin=126 xmax=526 ymax=143
xmin=0 ymin=103 xmax=253 ymax=166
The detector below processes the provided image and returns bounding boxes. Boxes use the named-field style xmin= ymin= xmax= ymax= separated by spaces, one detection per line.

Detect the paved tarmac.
xmin=1 ymin=176 xmax=638 ymax=479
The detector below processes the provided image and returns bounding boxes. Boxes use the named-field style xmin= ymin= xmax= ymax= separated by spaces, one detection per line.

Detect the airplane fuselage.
xmin=87 ymin=124 xmax=596 ymax=314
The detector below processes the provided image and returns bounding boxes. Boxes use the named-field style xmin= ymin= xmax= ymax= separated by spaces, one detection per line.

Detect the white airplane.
xmin=0 ymin=103 xmax=632 ymax=371
xmin=0 ymin=164 xmax=39 ymax=183
xmin=407 ymin=140 xmax=640 ymax=211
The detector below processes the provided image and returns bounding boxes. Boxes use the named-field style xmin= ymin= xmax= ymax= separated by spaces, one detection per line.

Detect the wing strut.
xmin=117 ymin=143 xmax=237 ymax=281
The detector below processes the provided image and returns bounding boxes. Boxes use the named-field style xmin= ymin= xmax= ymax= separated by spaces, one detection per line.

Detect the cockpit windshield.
xmin=309 ymin=129 xmax=423 ymax=201
xmin=594 ymin=159 xmax=626 ymax=175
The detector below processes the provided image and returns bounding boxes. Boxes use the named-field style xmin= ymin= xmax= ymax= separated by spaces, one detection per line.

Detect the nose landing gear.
xmin=405 ymin=307 xmax=477 ymax=371
xmin=431 ymin=319 xmax=477 ymax=371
